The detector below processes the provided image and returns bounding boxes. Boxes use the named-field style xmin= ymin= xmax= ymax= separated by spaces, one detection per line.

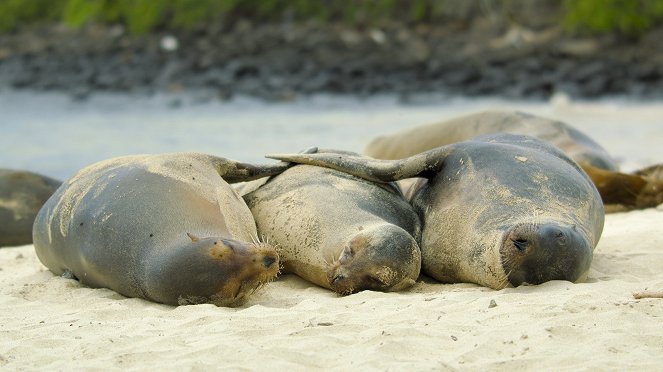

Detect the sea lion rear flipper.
xmin=266 ymin=145 xmax=456 ymax=183
xmin=580 ymin=162 xmax=663 ymax=211
xmin=633 ymin=163 xmax=663 ymax=209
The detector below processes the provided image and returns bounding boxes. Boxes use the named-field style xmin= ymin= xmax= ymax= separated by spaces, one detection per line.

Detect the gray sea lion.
xmin=0 ymin=169 xmax=61 ymax=247
xmin=364 ymin=110 xmax=663 ymax=211
xmin=268 ymin=134 xmax=604 ymax=289
xmin=33 ymin=153 xmax=286 ymax=306
xmin=240 ymin=161 xmax=422 ymax=295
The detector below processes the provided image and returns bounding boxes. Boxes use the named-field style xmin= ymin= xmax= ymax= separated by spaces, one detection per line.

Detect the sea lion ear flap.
xmin=338 ymin=244 xmax=354 ymax=264
xmin=266 ymin=145 xmax=455 ymax=183
xmin=186 ymin=232 xmax=199 ymax=242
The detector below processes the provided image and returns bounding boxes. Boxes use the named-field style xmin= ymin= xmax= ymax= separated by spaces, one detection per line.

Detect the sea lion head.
xmin=499 ymin=222 xmax=593 ymax=287
xmin=151 ymin=233 xmax=280 ymax=306
xmin=327 ymin=224 xmax=421 ymax=295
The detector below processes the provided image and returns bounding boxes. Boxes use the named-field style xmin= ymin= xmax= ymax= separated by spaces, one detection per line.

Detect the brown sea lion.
xmin=268 ymin=134 xmax=604 ymax=289
xmin=239 ymin=161 xmax=422 ymax=295
xmin=0 ymin=169 xmax=61 ymax=247
xmin=364 ymin=110 xmax=663 ymax=211
xmin=33 ymin=153 xmax=286 ymax=306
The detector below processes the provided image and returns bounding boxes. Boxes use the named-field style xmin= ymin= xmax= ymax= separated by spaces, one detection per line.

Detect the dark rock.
xmin=1 ymin=20 xmax=662 ymax=100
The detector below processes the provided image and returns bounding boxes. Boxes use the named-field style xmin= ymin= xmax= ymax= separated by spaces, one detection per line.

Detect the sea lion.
xmin=0 ymin=169 xmax=61 ymax=247
xmin=240 ymin=162 xmax=422 ymax=295
xmin=33 ymin=153 xmax=286 ymax=306
xmin=268 ymin=134 xmax=604 ymax=289
xmin=364 ymin=110 xmax=663 ymax=211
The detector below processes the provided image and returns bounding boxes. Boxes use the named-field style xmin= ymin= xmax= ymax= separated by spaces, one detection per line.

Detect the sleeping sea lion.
xmin=364 ymin=110 xmax=663 ymax=211
xmin=239 ymin=162 xmax=422 ymax=295
xmin=268 ymin=134 xmax=604 ymax=289
xmin=0 ymin=169 xmax=61 ymax=247
xmin=33 ymin=153 xmax=285 ymax=306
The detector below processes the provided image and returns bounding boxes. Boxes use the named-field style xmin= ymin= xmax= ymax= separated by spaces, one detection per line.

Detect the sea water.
xmin=1 ymin=91 xmax=662 ymax=180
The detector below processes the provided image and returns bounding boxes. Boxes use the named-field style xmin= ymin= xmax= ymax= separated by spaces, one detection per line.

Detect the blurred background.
xmin=2 ymin=0 xmax=663 ymax=100
xmin=1 ymin=0 xmax=662 ymax=179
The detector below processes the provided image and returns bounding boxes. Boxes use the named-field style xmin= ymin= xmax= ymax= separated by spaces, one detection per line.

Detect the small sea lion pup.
xmin=33 ymin=153 xmax=286 ymax=306
xmin=268 ymin=135 xmax=604 ymax=289
xmin=0 ymin=169 xmax=61 ymax=247
xmin=239 ymin=153 xmax=422 ymax=295
xmin=364 ymin=110 xmax=663 ymax=211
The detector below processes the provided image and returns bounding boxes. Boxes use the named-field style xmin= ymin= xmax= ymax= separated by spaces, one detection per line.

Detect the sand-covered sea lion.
xmin=0 ymin=169 xmax=61 ymax=247
xmin=364 ymin=110 xmax=663 ymax=211
xmin=240 ymin=162 xmax=422 ymax=295
xmin=268 ymin=134 xmax=604 ymax=289
xmin=33 ymin=153 xmax=286 ymax=306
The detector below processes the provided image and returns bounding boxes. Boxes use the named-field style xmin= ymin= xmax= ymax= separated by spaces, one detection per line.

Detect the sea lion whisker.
xmin=498 ymin=269 xmax=513 ymax=289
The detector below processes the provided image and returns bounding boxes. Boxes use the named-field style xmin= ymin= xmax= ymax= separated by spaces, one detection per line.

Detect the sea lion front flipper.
xmin=209 ymin=148 xmax=323 ymax=184
xmin=266 ymin=145 xmax=456 ymax=183
xmin=205 ymin=156 xmax=290 ymax=184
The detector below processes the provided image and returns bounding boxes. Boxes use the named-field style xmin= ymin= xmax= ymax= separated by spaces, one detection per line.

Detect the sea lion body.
xmin=269 ymin=134 xmax=604 ymax=289
xmin=365 ymin=110 xmax=616 ymax=170
xmin=242 ymin=165 xmax=422 ymax=294
xmin=33 ymin=153 xmax=284 ymax=306
xmin=365 ymin=110 xmax=662 ymax=210
xmin=0 ymin=169 xmax=61 ymax=247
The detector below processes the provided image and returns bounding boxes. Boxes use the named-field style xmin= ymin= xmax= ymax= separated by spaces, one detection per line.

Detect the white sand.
xmin=1 ymin=207 xmax=662 ymax=370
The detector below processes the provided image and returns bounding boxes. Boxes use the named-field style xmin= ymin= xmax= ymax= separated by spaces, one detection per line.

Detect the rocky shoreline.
xmin=1 ymin=17 xmax=663 ymax=101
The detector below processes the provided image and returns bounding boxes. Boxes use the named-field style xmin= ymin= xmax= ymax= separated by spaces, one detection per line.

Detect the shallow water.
xmin=1 ymin=91 xmax=662 ymax=180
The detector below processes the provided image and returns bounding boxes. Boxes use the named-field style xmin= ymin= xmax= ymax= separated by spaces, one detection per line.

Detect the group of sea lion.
xmin=3 ymin=110 xmax=662 ymax=306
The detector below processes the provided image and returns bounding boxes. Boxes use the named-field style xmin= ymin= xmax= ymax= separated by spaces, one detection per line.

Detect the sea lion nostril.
xmin=262 ymin=256 xmax=276 ymax=268
xmin=538 ymin=224 xmax=568 ymax=245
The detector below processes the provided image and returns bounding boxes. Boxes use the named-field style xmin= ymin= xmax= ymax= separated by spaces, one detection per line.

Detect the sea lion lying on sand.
xmin=0 ymin=169 xmax=61 ymax=247
xmin=239 ymin=158 xmax=422 ymax=295
xmin=364 ymin=110 xmax=663 ymax=211
xmin=33 ymin=153 xmax=286 ymax=306
xmin=268 ymin=134 xmax=604 ymax=289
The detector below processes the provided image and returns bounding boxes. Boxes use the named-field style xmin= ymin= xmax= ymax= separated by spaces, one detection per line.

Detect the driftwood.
xmin=633 ymin=291 xmax=663 ymax=299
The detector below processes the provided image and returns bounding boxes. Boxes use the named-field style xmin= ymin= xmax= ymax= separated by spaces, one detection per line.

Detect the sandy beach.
xmin=2 ymin=96 xmax=663 ymax=370
xmin=1 ymin=207 xmax=662 ymax=370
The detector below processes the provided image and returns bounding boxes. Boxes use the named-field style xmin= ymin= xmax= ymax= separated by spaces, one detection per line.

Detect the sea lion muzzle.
xmin=501 ymin=222 xmax=593 ymax=287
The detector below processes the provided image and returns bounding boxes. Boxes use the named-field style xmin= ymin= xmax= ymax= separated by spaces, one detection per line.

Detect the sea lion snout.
xmin=501 ymin=222 xmax=593 ymax=287
xmin=262 ymin=255 xmax=277 ymax=268
xmin=160 ymin=235 xmax=280 ymax=305
xmin=328 ymin=224 xmax=421 ymax=295
xmin=209 ymin=237 xmax=279 ymax=268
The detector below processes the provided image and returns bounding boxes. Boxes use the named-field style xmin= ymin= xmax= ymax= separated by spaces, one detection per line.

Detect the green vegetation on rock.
xmin=564 ymin=0 xmax=663 ymax=35
xmin=1 ymin=0 xmax=662 ymax=36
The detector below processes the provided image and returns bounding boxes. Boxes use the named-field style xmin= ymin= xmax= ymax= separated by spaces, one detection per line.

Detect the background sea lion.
xmin=364 ymin=110 xmax=663 ymax=211
xmin=33 ymin=153 xmax=286 ymax=306
xmin=0 ymin=169 xmax=61 ymax=247
xmin=240 ymin=163 xmax=422 ymax=295
xmin=268 ymin=134 xmax=604 ymax=289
